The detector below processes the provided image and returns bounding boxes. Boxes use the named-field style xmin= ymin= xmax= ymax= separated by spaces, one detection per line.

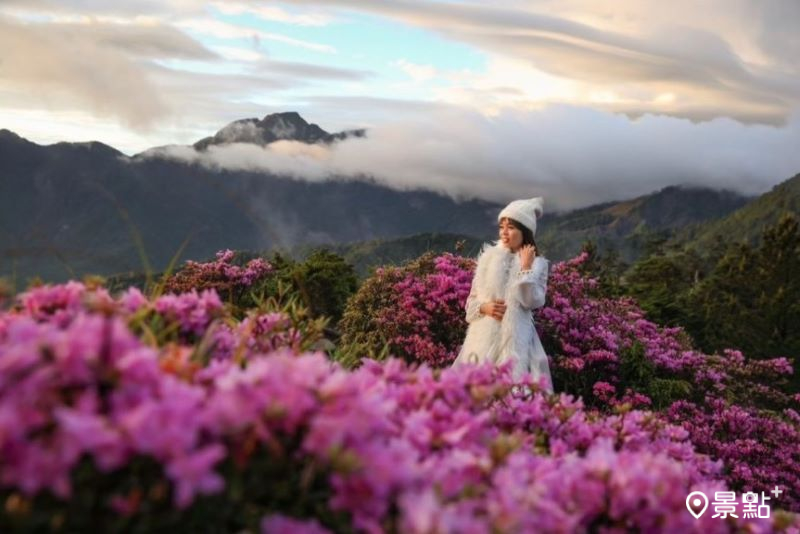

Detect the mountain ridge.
xmin=537 ymin=183 xmax=753 ymax=262
xmin=1 ymin=112 xmax=792 ymax=284
xmin=669 ymin=173 xmax=800 ymax=252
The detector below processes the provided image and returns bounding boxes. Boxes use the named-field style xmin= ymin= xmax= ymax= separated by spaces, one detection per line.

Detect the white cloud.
xmin=290 ymin=0 xmax=800 ymax=124
xmin=0 ymin=12 xmax=363 ymax=139
xmin=0 ymin=0 xmax=207 ymax=18
xmin=176 ymin=17 xmax=336 ymax=53
xmin=211 ymin=2 xmax=334 ymax=27
xmin=145 ymin=104 xmax=800 ymax=211
xmin=429 ymin=55 xmax=578 ymax=115
xmin=0 ymin=16 xmax=214 ymax=128
xmin=212 ymin=45 xmax=264 ymax=62
xmin=255 ymin=32 xmax=336 ymax=54
xmin=176 ymin=17 xmax=262 ymax=40
xmin=394 ymin=59 xmax=437 ymax=83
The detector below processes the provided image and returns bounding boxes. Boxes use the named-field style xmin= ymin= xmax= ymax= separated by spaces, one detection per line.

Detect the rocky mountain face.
xmin=192 ymin=111 xmax=365 ymax=150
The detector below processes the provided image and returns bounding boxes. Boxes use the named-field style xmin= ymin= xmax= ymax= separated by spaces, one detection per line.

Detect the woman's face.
xmin=498 ymin=218 xmax=523 ymax=252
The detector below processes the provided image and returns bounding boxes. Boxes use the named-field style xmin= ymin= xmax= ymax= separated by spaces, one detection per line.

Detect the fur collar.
xmin=477 ymin=242 xmax=518 ymax=301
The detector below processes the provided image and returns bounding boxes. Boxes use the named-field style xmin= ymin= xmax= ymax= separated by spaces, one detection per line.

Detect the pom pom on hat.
xmin=498 ymin=197 xmax=544 ymax=236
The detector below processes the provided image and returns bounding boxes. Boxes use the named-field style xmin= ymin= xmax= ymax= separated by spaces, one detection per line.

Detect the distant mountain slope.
xmin=293 ymin=233 xmax=487 ymax=278
xmin=0 ymin=123 xmax=498 ymax=284
xmin=670 ymin=173 xmax=800 ymax=252
xmin=328 ymin=176 xmax=796 ymax=279
xmin=536 ymin=185 xmax=752 ymax=262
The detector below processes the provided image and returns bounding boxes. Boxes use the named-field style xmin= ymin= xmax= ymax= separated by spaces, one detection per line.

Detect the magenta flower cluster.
xmin=162 ymin=249 xmax=273 ymax=302
xmin=154 ymin=289 xmax=225 ymax=337
xmin=539 ymin=254 xmax=800 ymax=507
xmin=184 ymin=249 xmax=273 ymax=288
xmin=2 ymin=255 xmax=799 ymax=531
xmin=345 ymin=250 xmax=800 ymax=512
xmin=539 ymin=253 xmax=709 ymax=384
xmin=0 ymin=311 xmax=224 ymax=508
xmin=0 ymin=281 xmax=320 ymax=526
xmin=375 ymin=253 xmax=474 ymax=366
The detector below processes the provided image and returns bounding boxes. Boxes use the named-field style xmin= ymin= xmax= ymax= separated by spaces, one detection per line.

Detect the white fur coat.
xmin=452 ymin=242 xmax=553 ymax=392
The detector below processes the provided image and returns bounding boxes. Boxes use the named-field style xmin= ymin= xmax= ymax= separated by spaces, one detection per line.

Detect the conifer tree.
xmin=688 ymin=214 xmax=800 ymax=390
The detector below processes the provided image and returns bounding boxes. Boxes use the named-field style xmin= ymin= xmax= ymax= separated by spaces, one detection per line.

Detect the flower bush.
xmin=338 ymin=252 xmax=473 ymax=367
xmin=1 ymin=251 xmax=799 ymax=531
xmin=541 ymin=254 xmax=800 ymax=507
xmin=337 ymin=250 xmax=800 ymax=512
xmin=162 ymin=249 xmax=273 ymax=305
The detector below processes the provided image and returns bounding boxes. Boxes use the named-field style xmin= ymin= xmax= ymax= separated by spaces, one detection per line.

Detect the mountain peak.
xmin=193 ymin=111 xmax=365 ymax=151
xmin=51 ymin=140 xmax=124 ymax=157
xmin=257 ymin=111 xmax=325 ymax=142
xmin=261 ymin=111 xmax=306 ymax=126
xmin=0 ymin=129 xmax=27 ymax=143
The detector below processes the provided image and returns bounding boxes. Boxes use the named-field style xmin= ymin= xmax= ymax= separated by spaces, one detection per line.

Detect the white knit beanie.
xmin=497 ymin=197 xmax=544 ymax=236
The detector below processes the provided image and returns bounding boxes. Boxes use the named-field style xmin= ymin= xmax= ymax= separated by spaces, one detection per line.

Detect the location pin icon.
xmin=686 ymin=491 xmax=709 ymax=519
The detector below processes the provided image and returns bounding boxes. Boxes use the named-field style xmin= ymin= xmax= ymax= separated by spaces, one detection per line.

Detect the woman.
xmin=452 ymin=197 xmax=553 ymax=392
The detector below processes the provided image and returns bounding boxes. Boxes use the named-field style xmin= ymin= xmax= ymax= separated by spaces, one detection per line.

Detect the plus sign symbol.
xmin=771 ymin=486 xmax=783 ymax=498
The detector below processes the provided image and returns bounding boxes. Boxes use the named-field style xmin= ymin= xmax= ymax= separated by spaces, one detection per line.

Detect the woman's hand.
xmin=519 ymin=244 xmax=536 ymax=270
xmin=480 ymin=300 xmax=506 ymax=321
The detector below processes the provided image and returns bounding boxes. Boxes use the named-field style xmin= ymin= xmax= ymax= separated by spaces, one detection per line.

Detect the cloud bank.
xmin=146 ymin=104 xmax=800 ymax=211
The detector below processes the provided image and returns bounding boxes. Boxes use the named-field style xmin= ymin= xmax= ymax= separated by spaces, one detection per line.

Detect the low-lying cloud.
xmin=145 ymin=104 xmax=800 ymax=212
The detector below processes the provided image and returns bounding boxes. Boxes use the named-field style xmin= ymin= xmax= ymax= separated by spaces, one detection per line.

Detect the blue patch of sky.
xmin=207 ymin=8 xmax=487 ymax=98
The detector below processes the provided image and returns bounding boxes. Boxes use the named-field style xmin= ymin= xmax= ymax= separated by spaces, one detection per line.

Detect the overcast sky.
xmin=2 ymin=1 xmax=799 ymax=210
